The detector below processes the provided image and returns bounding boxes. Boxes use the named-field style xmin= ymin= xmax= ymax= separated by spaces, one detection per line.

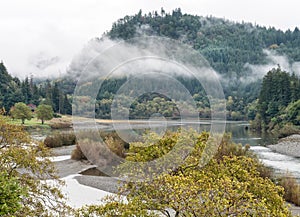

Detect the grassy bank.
xmin=8 ymin=114 xmax=73 ymax=130
xmin=9 ymin=117 xmax=51 ymax=129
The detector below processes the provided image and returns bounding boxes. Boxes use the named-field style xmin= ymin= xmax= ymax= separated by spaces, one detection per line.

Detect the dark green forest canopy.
xmin=93 ymin=9 xmax=300 ymax=119
xmin=108 ymin=8 xmax=300 ymax=76
xmin=0 ymin=62 xmax=24 ymax=111
xmin=257 ymin=67 xmax=300 ymax=127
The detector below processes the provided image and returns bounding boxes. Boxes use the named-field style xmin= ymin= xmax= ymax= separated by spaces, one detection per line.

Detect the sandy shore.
xmin=268 ymin=134 xmax=300 ymax=158
xmin=74 ymin=176 xmax=122 ymax=193
xmin=51 ymin=145 xmax=76 ymax=156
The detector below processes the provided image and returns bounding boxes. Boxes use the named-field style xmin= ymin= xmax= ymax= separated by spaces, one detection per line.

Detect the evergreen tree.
xmin=31 ymin=84 xmax=40 ymax=105
xmin=258 ymin=67 xmax=300 ymax=128
xmin=52 ymin=82 xmax=60 ymax=113
xmin=44 ymin=80 xmax=53 ymax=108
xmin=21 ymin=77 xmax=32 ymax=104
xmin=61 ymin=94 xmax=72 ymax=115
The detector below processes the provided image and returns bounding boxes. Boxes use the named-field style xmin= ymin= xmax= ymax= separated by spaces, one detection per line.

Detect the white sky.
xmin=0 ymin=0 xmax=299 ymax=78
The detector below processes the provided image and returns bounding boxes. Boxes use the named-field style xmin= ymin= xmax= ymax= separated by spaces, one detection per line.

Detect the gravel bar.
xmin=268 ymin=134 xmax=300 ymax=158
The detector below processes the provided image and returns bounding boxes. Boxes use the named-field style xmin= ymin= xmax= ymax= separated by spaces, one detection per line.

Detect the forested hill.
xmin=107 ymin=8 xmax=300 ymax=77
xmin=1 ymin=9 xmax=300 ymax=121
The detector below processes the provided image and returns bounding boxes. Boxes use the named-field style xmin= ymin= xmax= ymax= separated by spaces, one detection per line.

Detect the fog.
xmin=241 ymin=50 xmax=300 ymax=83
xmin=1 ymin=0 xmax=299 ymax=78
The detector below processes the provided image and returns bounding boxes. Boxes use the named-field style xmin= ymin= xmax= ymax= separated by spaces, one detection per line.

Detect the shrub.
xmin=279 ymin=173 xmax=300 ymax=206
xmin=0 ymin=115 xmax=70 ymax=216
xmin=49 ymin=118 xmax=72 ymax=129
xmin=77 ymin=130 xmax=292 ymax=216
xmin=103 ymin=135 xmax=126 ymax=157
xmin=218 ymin=132 xmax=300 ymax=206
xmin=277 ymin=123 xmax=300 ymax=138
xmin=61 ymin=133 xmax=76 ymax=146
xmin=71 ymin=144 xmax=87 ymax=160
xmin=44 ymin=136 xmax=62 ymax=148
xmin=53 ymin=113 xmax=62 ymax=118
xmin=44 ymin=132 xmax=76 ymax=148
xmin=215 ymin=133 xmax=253 ymax=160
xmin=71 ymin=131 xmax=127 ymax=162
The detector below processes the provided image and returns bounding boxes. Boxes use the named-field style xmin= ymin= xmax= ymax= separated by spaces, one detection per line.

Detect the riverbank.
xmin=51 ymin=137 xmax=300 ymax=215
xmin=268 ymin=134 xmax=300 ymax=158
xmin=52 ymin=144 xmax=122 ymax=192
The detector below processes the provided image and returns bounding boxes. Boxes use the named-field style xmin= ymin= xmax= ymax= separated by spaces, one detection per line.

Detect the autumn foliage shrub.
xmin=77 ymin=130 xmax=292 ymax=216
xmin=277 ymin=123 xmax=300 ymax=138
xmin=0 ymin=115 xmax=70 ymax=216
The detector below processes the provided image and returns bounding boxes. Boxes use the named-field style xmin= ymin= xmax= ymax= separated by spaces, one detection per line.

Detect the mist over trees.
xmin=86 ymin=8 xmax=299 ymax=121
xmin=109 ymin=8 xmax=300 ymax=73
xmin=1 ymin=8 xmax=300 ymax=122
xmin=0 ymin=62 xmax=72 ymax=115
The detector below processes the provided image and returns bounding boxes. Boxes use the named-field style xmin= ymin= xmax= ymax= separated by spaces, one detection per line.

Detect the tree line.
xmin=0 ymin=62 xmax=72 ymax=116
xmin=251 ymin=67 xmax=300 ymax=132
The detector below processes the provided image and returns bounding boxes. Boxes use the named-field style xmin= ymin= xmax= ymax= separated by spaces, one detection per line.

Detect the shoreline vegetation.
xmin=48 ymin=124 xmax=300 ymax=213
xmin=74 ymin=130 xmax=293 ymax=216
xmin=249 ymin=68 xmax=300 ymax=137
xmin=3 ymin=111 xmax=300 ymax=215
xmin=8 ymin=115 xmax=73 ymax=130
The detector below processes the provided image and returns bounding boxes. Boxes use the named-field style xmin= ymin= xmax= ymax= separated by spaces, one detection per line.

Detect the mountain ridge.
xmin=106 ymin=8 xmax=300 ymax=77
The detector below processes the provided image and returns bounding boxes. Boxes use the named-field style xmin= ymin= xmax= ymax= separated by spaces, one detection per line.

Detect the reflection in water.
xmin=225 ymin=122 xmax=278 ymax=146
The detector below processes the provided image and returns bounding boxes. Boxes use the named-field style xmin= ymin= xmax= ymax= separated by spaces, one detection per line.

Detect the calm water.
xmin=224 ymin=121 xmax=278 ymax=146
xmin=107 ymin=120 xmax=278 ymax=146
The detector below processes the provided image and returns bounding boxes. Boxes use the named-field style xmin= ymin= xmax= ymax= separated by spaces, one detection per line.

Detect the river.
xmin=30 ymin=120 xmax=300 ymax=179
xmin=226 ymin=122 xmax=300 ymax=179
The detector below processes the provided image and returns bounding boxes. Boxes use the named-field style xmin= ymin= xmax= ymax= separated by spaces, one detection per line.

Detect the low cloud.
xmin=242 ymin=49 xmax=300 ymax=83
xmin=28 ymin=52 xmax=60 ymax=70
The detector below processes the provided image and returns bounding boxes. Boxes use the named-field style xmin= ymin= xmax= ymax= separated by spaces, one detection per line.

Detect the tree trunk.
xmin=22 ymin=119 xmax=25 ymax=124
